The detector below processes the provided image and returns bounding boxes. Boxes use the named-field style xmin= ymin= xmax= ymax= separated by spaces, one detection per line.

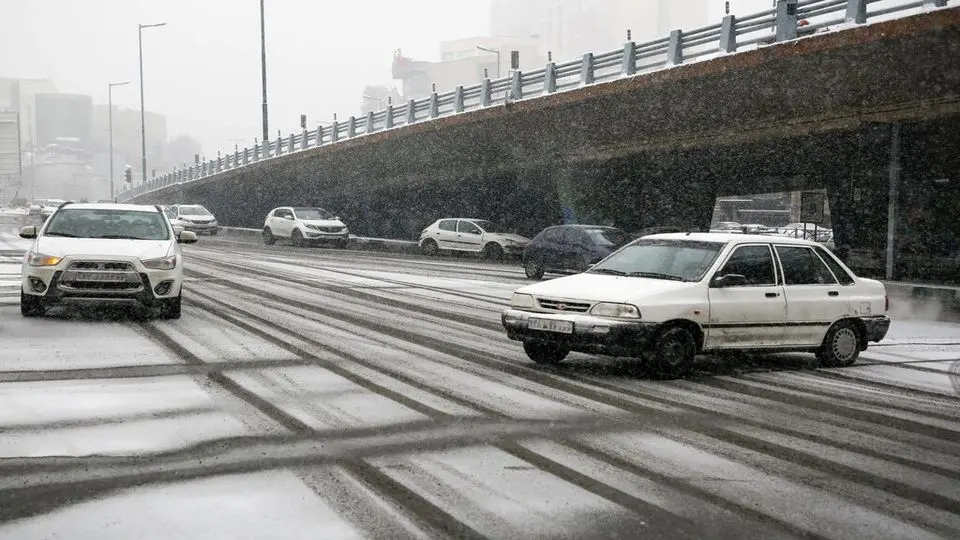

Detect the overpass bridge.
xmin=121 ymin=0 xmax=960 ymax=283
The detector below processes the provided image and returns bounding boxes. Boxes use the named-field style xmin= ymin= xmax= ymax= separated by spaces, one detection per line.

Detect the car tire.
xmin=647 ymin=327 xmax=696 ymax=379
xmin=483 ymin=243 xmax=504 ymax=261
xmin=291 ymin=229 xmax=305 ymax=247
xmin=523 ymin=340 xmax=569 ymax=365
xmin=157 ymin=294 xmax=182 ymax=320
xmin=262 ymin=227 xmax=276 ymax=245
xmin=421 ymin=239 xmax=439 ymax=256
xmin=818 ymin=320 xmax=861 ymax=367
xmin=524 ymin=257 xmax=545 ymax=279
xmin=20 ymin=291 xmax=46 ymax=318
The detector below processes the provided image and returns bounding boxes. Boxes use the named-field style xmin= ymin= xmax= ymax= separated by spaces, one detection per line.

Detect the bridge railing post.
xmin=720 ymin=15 xmax=737 ymax=53
xmin=288 ymin=133 xmax=295 ymax=153
xmin=775 ymin=0 xmax=799 ymax=42
xmin=454 ymin=86 xmax=464 ymax=112
xmin=348 ymin=116 xmax=357 ymax=137
xmin=510 ymin=70 xmax=523 ymax=101
xmin=429 ymin=92 xmax=439 ymax=118
xmin=366 ymin=111 xmax=375 ymax=133
xmin=621 ymin=42 xmax=636 ymax=76
xmin=923 ymin=0 xmax=948 ymax=8
xmin=301 ymin=129 xmax=308 ymax=150
xmin=545 ymin=62 xmax=557 ymax=93
xmin=406 ymin=99 xmax=417 ymax=124
xmin=385 ymin=104 xmax=395 ymax=128
xmin=845 ymin=0 xmax=867 ymax=23
xmin=481 ymin=78 xmax=492 ymax=107
xmin=580 ymin=52 xmax=594 ymax=85
xmin=331 ymin=121 xmax=339 ymax=142
xmin=667 ymin=30 xmax=683 ymax=64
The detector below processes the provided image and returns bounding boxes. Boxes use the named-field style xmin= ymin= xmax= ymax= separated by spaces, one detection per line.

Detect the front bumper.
xmin=181 ymin=223 xmax=218 ymax=233
xmin=22 ymin=260 xmax=181 ymax=307
xmin=860 ymin=315 xmax=891 ymax=343
xmin=303 ymin=229 xmax=349 ymax=241
xmin=502 ymin=308 xmax=661 ymax=356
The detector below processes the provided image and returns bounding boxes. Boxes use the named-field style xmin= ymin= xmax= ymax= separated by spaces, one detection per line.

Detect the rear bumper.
xmin=860 ymin=315 xmax=891 ymax=343
xmin=502 ymin=309 xmax=660 ymax=356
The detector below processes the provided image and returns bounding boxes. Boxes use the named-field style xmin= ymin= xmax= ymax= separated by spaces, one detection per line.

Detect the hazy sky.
xmin=1 ymin=0 xmax=490 ymax=155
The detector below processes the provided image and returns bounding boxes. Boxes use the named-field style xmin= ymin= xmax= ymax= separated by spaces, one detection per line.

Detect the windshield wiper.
xmin=94 ymin=235 xmax=148 ymax=240
xmin=44 ymin=232 xmax=78 ymax=237
xmin=626 ymin=271 xmax=686 ymax=281
xmin=589 ymin=268 xmax=627 ymax=276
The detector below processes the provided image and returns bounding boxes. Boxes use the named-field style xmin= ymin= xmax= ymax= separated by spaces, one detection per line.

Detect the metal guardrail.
xmin=119 ymin=0 xmax=955 ymax=202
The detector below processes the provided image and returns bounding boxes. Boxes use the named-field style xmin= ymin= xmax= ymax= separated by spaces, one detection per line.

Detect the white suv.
xmin=502 ymin=233 xmax=890 ymax=378
xmin=168 ymin=204 xmax=219 ymax=235
xmin=18 ymin=202 xmax=198 ymax=319
xmin=262 ymin=206 xmax=349 ymax=248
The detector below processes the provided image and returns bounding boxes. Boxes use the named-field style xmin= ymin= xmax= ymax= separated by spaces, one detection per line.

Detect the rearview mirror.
xmin=19 ymin=225 xmax=37 ymax=239
xmin=711 ymin=273 xmax=747 ymax=288
xmin=178 ymin=231 xmax=198 ymax=244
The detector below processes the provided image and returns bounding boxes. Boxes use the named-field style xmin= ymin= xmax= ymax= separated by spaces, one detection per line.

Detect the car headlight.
xmin=27 ymin=252 xmax=62 ymax=267
xmin=589 ymin=302 xmax=640 ymax=319
xmin=142 ymin=255 xmax=177 ymax=270
xmin=510 ymin=293 xmax=535 ymax=308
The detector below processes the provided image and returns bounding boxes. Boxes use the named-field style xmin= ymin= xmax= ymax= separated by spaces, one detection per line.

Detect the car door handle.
xmin=828 ymin=291 xmax=839 ymax=297
xmin=765 ymin=292 xmax=780 ymax=298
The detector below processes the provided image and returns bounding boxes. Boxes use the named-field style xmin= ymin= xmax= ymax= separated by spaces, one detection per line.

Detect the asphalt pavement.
xmin=1 ymin=221 xmax=959 ymax=539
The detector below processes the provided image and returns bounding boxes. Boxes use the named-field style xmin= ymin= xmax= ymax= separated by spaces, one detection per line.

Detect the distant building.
xmin=34 ymin=93 xmax=94 ymax=150
xmin=0 ymin=77 xmax=57 ymax=147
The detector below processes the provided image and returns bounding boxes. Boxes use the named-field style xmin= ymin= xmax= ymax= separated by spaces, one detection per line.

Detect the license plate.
xmin=528 ymin=318 xmax=574 ymax=334
xmin=74 ymin=271 xmax=127 ymax=282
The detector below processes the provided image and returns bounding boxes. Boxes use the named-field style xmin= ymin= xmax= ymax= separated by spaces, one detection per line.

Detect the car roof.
xmin=643 ymin=232 xmax=820 ymax=246
xmin=57 ymin=203 xmax=160 ymax=212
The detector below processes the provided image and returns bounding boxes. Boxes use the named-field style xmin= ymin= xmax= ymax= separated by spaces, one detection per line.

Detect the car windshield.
xmin=294 ymin=207 xmax=334 ymax=220
xmin=163 ymin=209 xmax=176 ymax=219
xmin=588 ymin=239 xmax=724 ymax=281
xmin=584 ymin=228 xmax=629 ymax=247
xmin=44 ymin=208 xmax=171 ymax=240
xmin=474 ymin=220 xmax=507 ymax=233
xmin=178 ymin=205 xmax=212 ymax=216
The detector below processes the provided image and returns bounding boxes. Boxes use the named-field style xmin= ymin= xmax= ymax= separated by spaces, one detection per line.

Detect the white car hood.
xmin=517 ymin=272 xmax=693 ymax=304
xmin=35 ymin=237 xmax=172 ymax=260
xmin=486 ymin=232 xmax=528 ymax=244
xmin=301 ymin=219 xmax=345 ymax=227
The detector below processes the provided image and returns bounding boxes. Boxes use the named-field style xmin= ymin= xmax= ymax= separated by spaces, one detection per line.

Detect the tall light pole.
xmin=260 ymin=0 xmax=269 ymax=145
xmin=476 ymin=45 xmax=501 ymax=78
xmin=108 ymin=80 xmax=130 ymax=201
xmin=138 ymin=22 xmax=166 ymax=186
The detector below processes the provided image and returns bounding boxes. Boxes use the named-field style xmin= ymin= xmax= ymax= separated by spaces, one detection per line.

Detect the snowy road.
xmin=1 ymin=226 xmax=959 ymax=539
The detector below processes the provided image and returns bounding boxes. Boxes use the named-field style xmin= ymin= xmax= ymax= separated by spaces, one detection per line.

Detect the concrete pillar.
xmin=622 ymin=42 xmax=636 ymax=75
xmin=720 ymin=16 xmax=737 ymax=53
xmin=667 ymin=30 xmax=683 ymax=65
xmin=545 ymin=63 xmax=557 ymax=93
xmin=580 ymin=53 xmax=595 ymax=85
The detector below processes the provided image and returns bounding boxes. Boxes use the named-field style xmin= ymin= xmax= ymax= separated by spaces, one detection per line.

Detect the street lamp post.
xmin=138 ymin=22 xmax=166 ymax=186
xmin=108 ymin=80 xmax=130 ymax=201
xmin=476 ymin=45 xmax=501 ymax=78
xmin=260 ymin=0 xmax=269 ymax=145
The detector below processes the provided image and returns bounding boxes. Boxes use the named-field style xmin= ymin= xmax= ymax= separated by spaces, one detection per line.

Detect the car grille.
xmin=187 ymin=219 xmax=213 ymax=224
xmin=68 ymin=261 xmax=135 ymax=271
xmin=536 ymin=298 xmax=591 ymax=313
xmin=312 ymin=226 xmax=344 ymax=233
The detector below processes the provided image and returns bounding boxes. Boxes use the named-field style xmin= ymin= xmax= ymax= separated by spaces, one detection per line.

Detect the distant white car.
xmin=502 ymin=233 xmax=890 ymax=378
xmin=167 ymin=204 xmax=219 ymax=235
xmin=162 ymin=207 xmax=188 ymax=233
xmin=18 ymin=202 xmax=197 ymax=319
xmin=39 ymin=199 xmax=68 ymax=220
xmin=262 ymin=206 xmax=349 ymax=248
xmin=419 ymin=218 xmax=530 ymax=260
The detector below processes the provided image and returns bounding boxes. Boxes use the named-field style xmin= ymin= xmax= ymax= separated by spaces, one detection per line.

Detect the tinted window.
xmin=459 ymin=221 xmax=482 ymax=235
xmin=293 ymin=207 xmax=334 ymax=220
xmin=814 ymin=246 xmax=855 ymax=285
xmin=776 ymin=245 xmax=838 ymax=285
xmin=542 ymin=227 xmax=563 ymax=243
xmin=590 ymin=239 xmax=724 ymax=282
xmin=438 ymin=220 xmax=456 ymax=232
xmin=717 ymin=245 xmax=776 ymax=286
xmin=45 ymin=208 xmax=171 ymax=240
xmin=584 ymin=228 xmax=628 ymax=247
xmin=561 ymin=228 xmax=585 ymax=245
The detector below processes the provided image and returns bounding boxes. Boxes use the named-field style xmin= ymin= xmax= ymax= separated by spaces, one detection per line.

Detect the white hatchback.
xmin=502 ymin=233 xmax=891 ymax=378
xmin=419 ymin=218 xmax=530 ymax=260
xmin=19 ymin=202 xmax=197 ymax=319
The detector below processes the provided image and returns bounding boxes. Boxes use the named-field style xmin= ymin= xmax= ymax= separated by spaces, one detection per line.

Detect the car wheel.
xmin=262 ymin=227 xmax=276 ymax=245
xmin=157 ymin=294 xmax=182 ymax=320
xmin=524 ymin=257 xmax=545 ymax=279
xmin=20 ymin=291 xmax=46 ymax=318
xmin=291 ymin=229 xmax=305 ymax=247
xmin=483 ymin=243 xmax=504 ymax=261
xmin=523 ymin=340 xmax=569 ymax=365
xmin=647 ymin=327 xmax=696 ymax=379
xmin=421 ymin=239 xmax=439 ymax=256
xmin=818 ymin=320 xmax=861 ymax=367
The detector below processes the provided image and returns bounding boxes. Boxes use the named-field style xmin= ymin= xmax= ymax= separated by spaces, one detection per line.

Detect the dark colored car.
xmin=521 ymin=225 xmax=630 ymax=279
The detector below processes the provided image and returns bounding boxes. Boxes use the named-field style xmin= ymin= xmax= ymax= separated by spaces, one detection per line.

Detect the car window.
xmin=776 ymin=245 xmax=838 ymax=285
xmin=459 ymin=221 xmax=482 ymax=235
xmin=177 ymin=205 xmax=212 ymax=215
xmin=44 ymin=208 xmax=171 ymax=240
xmin=584 ymin=228 xmax=628 ymax=247
xmin=542 ymin=227 xmax=563 ymax=243
xmin=293 ymin=207 xmax=334 ymax=220
xmin=438 ymin=219 xmax=456 ymax=232
xmin=561 ymin=228 xmax=584 ymax=245
xmin=717 ymin=245 xmax=776 ymax=286
xmin=589 ymin=239 xmax=724 ymax=281
xmin=814 ymin=246 xmax=855 ymax=285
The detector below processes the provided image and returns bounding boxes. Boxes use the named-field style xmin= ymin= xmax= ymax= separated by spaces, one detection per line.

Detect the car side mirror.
xmin=19 ymin=225 xmax=37 ymax=239
xmin=172 ymin=225 xmax=185 ymax=234
xmin=711 ymin=273 xmax=747 ymax=288
xmin=178 ymin=230 xmax=198 ymax=244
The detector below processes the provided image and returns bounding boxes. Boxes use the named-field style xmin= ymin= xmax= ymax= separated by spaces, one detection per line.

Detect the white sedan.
xmin=19 ymin=202 xmax=197 ymax=319
xmin=502 ymin=233 xmax=890 ymax=378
